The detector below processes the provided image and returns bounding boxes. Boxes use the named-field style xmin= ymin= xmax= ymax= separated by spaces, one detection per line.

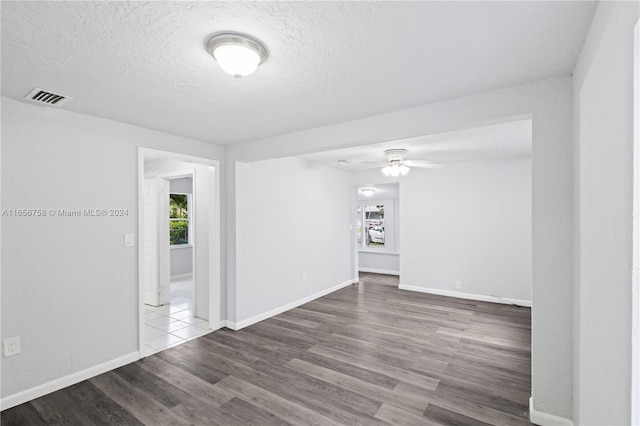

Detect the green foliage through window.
xmin=170 ymin=194 xmax=189 ymax=245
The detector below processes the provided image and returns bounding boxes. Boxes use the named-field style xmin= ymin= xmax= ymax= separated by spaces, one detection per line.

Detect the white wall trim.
xmin=359 ymin=268 xmax=400 ymax=276
xmin=530 ymin=397 xmax=574 ymax=426
xmin=221 ymin=320 xmax=237 ymax=330
xmin=0 ymin=351 xmax=140 ymax=411
xmin=631 ymin=18 xmax=640 ymax=426
xmin=170 ymin=244 xmax=193 ymax=250
xmin=231 ymin=279 xmax=356 ymax=331
xmin=170 ymin=272 xmax=193 ymax=280
xmin=358 ymin=250 xmax=400 ymax=255
xmin=399 ymin=284 xmax=532 ymax=307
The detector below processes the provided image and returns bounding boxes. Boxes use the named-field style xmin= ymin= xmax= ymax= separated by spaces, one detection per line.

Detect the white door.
xmin=158 ymin=179 xmax=170 ymax=306
xmin=143 ymin=179 xmax=160 ymax=306
xmin=143 ymin=178 xmax=171 ymax=306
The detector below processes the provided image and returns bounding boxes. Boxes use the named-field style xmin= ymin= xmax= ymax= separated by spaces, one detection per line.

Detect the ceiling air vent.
xmin=23 ymin=88 xmax=72 ymax=107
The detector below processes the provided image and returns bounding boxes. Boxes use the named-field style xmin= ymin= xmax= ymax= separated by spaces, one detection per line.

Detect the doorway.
xmin=355 ymin=183 xmax=400 ymax=277
xmin=138 ymin=148 xmax=221 ymax=356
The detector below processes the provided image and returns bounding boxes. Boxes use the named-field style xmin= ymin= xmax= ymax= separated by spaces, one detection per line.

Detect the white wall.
xmin=358 ymin=252 xmax=399 ymax=275
xmin=170 ymin=247 xmax=193 ymax=277
xmin=235 ymin=157 xmax=354 ymax=323
xmin=170 ymin=177 xmax=192 ymax=195
xmin=227 ymin=77 xmax=574 ymax=419
xmin=0 ymin=97 xmax=223 ymax=401
xmin=572 ymin=2 xmax=640 ymax=424
xmin=400 ymin=158 xmax=532 ymax=302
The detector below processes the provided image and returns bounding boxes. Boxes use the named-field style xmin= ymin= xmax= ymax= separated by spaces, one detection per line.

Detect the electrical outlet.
xmin=455 ymin=281 xmax=462 ymax=290
xmin=4 ymin=337 xmax=20 ymax=357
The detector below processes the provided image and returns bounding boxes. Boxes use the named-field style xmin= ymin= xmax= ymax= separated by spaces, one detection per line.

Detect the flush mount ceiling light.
xmin=361 ymin=188 xmax=376 ymax=197
xmin=206 ymin=32 xmax=268 ymax=79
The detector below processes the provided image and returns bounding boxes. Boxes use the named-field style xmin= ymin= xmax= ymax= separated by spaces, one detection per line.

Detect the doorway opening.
xmin=138 ymin=148 xmax=221 ymax=356
xmin=355 ymin=183 xmax=400 ymax=277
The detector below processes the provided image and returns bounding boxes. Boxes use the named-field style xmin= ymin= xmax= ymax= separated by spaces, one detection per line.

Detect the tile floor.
xmin=143 ymin=276 xmax=210 ymax=355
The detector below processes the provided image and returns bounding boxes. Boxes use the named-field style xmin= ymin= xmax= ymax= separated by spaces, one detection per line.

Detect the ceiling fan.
xmin=365 ymin=149 xmax=442 ymax=176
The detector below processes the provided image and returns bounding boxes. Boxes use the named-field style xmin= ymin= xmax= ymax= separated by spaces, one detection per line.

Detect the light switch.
xmin=124 ymin=233 xmax=135 ymax=247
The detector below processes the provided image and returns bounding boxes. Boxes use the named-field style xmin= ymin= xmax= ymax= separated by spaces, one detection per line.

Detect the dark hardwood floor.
xmin=1 ymin=273 xmax=532 ymax=425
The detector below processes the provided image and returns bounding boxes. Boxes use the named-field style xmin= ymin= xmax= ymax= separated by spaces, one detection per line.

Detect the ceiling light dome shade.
xmin=207 ymin=33 xmax=268 ymax=79
xmin=361 ymin=188 xmax=375 ymax=196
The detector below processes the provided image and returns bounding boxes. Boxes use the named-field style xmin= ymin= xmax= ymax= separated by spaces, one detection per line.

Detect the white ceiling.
xmin=1 ymin=2 xmax=596 ymax=146
xmin=298 ymin=119 xmax=532 ymax=171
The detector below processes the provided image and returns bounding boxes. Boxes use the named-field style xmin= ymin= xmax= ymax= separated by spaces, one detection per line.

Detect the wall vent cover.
xmin=23 ymin=88 xmax=72 ymax=107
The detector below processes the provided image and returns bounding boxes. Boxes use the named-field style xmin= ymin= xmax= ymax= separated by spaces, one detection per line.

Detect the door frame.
xmin=157 ymin=170 xmax=194 ymax=306
xmin=631 ymin=17 xmax=639 ymax=426
xmin=137 ymin=147 xmax=222 ymax=355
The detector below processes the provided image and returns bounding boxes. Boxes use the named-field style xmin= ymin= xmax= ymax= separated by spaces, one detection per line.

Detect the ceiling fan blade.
xmin=359 ymin=163 xmax=386 ymax=170
xmin=405 ymin=160 xmax=443 ymax=169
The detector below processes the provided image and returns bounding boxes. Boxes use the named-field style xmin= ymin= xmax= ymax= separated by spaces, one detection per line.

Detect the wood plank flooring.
xmin=1 ymin=273 xmax=532 ymax=425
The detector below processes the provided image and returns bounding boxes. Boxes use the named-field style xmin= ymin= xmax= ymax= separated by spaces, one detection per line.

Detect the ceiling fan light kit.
xmin=381 ymin=149 xmax=411 ymax=176
xmin=381 ymin=163 xmax=410 ymax=177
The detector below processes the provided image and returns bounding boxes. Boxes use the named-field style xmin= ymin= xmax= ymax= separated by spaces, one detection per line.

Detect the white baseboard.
xmin=398 ymin=284 xmax=532 ymax=307
xmin=358 ymin=268 xmax=400 ymax=276
xmin=221 ymin=320 xmax=237 ymax=330
xmin=170 ymin=273 xmax=193 ymax=280
xmin=144 ymin=291 xmax=159 ymax=307
xmin=231 ymin=279 xmax=356 ymax=331
xmin=0 ymin=351 xmax=140 ymax=411
xmin=529 ymin=397 xmax=573 ymax=426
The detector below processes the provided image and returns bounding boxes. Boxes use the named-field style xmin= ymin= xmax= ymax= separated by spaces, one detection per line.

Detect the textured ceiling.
xmin=1 ymin=1 xmax=596 ymax=145
xmin=299 ymin=119 xmax=532 ymax=171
